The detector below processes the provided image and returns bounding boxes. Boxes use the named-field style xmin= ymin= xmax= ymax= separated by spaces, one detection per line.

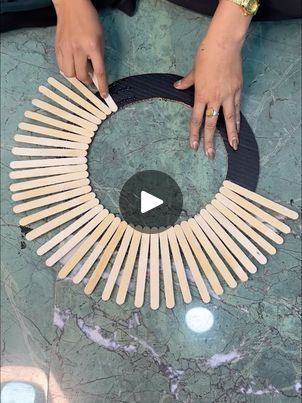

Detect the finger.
xmin=203 ymin=104 xmax=220 ymax=160
xmin=235 ymin=90 xmax=241 ymax=133
xmin=189 ymin=93 xmax=205 ymax=151
xmin=223 ymin=98 xmax=239 ymax=151
xmin=55 ymin=47 xmax=63 ymax=73
xmin=174 ymin=71 xmax=194 ymax=90
xmin=61 ymin=49 xmax=76 ymax=78
xmin=74 ymin=51 xmax=90 ymax=83
xmin=90 ymin=52 xmax=108 ymax=98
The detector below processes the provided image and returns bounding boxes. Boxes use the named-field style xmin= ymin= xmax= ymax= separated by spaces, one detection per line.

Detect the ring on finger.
xmin=205 ymin=107 xmax=219 ymax=118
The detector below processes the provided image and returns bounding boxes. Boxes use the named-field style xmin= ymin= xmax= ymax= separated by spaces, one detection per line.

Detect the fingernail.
xmin=101 ymin=92 xmax=108 ymax=98
xmin=232 ymin=138 xmax=239 ymax=151
xmin=206 ymin=148 xmax=215 ymax=160
xmin=192 ymin=141 xmax=199 ymax=151
xmin=174 ymin=80 xmax=181 ymax=88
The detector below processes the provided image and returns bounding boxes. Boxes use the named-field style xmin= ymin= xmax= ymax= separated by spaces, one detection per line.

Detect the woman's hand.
xmin=174 ymin=0 xmax=252 ymax=159
xmin=53 ymin=0 xmax=108 ymax=97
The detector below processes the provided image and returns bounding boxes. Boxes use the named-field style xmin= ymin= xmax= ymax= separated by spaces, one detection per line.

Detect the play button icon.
xmin=141 ymin=191 xmax=163 ymax=214
xmin=119 ymin=170 xmax=183 ymax=232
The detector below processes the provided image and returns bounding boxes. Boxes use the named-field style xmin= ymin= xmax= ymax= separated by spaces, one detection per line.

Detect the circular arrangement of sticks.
xmin=9 ymin=73 xmax=299 ymax=309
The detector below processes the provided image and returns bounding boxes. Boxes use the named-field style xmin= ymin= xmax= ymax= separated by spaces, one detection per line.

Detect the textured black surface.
xmin=108 ymin=73 xmax=260 ymax=191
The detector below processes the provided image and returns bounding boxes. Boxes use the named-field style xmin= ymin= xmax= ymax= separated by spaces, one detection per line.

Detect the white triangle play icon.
xmin=140 ymin=191 xmax=163 ymax=214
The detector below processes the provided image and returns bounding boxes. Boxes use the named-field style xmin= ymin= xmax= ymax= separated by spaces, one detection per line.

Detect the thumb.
xmin=174 ymin=71 xmax=194 ymax=90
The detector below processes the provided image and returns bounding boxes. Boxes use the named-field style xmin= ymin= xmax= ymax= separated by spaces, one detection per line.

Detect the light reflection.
xmin=1 ymin=382 xmax=35 ymax=403
xmin=185 ymin=307 xmax=214 ymax=333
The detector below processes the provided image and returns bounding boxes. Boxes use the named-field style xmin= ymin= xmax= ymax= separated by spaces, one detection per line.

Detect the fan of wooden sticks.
xmin=9 ymin=73 xmax=299 ymax=309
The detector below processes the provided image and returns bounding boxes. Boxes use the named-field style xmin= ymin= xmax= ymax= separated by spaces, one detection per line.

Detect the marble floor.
xmin=1 ymin=0 xmax=301 ymax=402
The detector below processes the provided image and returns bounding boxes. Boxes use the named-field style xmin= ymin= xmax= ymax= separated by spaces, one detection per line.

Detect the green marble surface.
xmin=1 ymin=0 xmax=301 ymax=402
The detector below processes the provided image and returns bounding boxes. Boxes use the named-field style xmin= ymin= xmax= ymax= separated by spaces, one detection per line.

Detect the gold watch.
xmin=230 ymin=0 xmax=260 ymax=16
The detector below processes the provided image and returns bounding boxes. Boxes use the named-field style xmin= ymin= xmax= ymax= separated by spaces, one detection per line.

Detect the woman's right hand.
xmin=53 ymin=0 xmax=108 ymax=97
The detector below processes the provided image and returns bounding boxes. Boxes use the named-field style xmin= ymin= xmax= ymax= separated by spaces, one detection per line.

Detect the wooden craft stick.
xmin=174 ymin=225 xmax=210 ymax=303
xmin=116 ymin=227 xmax=142 ymax=305
xmin=220 ymin=187 xmax=290 ymax=235
xmin=102 ymin=225 xmax=134 ymax=301
xmin=134 ymin=227 xmax=151 ymax=308
xmin=62 ymin=74 xmax=111 ymax=115
xmin=216 ymin=192 xmax=284 ymax=244
xmin=159 ymin=229 xmax=175 ymax=309
xmin=10 ymin=171 xmax=89 ymax=192
xmin=186 ymin=219 xmax=238 ymax=288
xmin=10 ymin=157 xmax=87 ymax=169
xmin=46 ymin=208 xmax=108 ymax=266
xmin=57 ymin=213 xmax=114 ymax=278
xmin=149 ymin=228 xmax=160 ymax=310
xmin=12 ymin=147 xmax=87 ymax=157
xmin=24 ymin=111 xmax=93 ymax=137
xmin=194 ymin=214 xmax=248 ymax=282
xmin=89 ymin=71 xmax=118 ymax=112
xmin=19 ymin=192 xmax=95 ymax=226
xmin=180 ymin=221 xmax=225 ymax=294
xmin=10 ymin=164 xmax=87 ymax=180
xmin=200 ymin=209 xmax=257 ymax=274
xmin=27 ymin=198 xmax=99 ymax=241
xmin=14 ymin=134 xmax=88 ymax=150
xmin=223 ymin=180 xmax=299 ymax=220
xmin=14 ymin=185 xmax=91 ymax=213
xmin=206 ymin=204 xmax=267 ymax=265
xmin=12 ymin=178 xmax=89 ymax=202
xmin=32 ymin=99 xmax=97 ymax=131
xmin=39 ymin=86 xmax=101 ymax=125
xmin=212 ymin=199 xmax=276 ymax=255
xmin=48 ymin=77 xmax=106 ymax=120
xmin=18 ymin=122 xmax=91 ymax=144
xmin=166 ymin=227 xmax=192 ymax=304
xmin=37 ymin=204 xmax=103 ymax=255
xmin=83 ymin=221 xmax=128 ymax=292
xmin=74 ymin=217 xmax=121 ymax=284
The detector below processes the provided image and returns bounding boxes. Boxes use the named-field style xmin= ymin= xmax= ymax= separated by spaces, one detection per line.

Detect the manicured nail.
xmin=206 ymin=148 xmax=215 ymax=160
xmin=232 ymin=138 xmax=239 ymax=151
xmin=192 ymin=141 xmax=199 ymax=151
xmin=174 ymin=80 xmax=181 ymax=88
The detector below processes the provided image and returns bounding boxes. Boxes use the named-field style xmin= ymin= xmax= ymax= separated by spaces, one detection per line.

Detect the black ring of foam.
xmin=107 ymin=73 xmax=259 ymax=191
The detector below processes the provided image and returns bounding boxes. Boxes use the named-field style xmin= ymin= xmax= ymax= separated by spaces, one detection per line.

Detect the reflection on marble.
xmin=0 ymin=0 xmax=301 ymax=402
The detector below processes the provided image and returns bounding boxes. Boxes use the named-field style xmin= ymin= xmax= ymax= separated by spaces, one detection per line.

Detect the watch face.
xmin=246 ymin=0 xmax=259 ymax=14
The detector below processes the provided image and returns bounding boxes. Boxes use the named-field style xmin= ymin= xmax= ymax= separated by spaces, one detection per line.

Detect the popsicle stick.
xmin=10 ymin=171 xmax=88 ymax=192
xmin=18 ymin=122 xmax=91 ymax=144
xmin=46 ymin=208 xmax=108 ymax=266
xmin=10 ymin=164 xmax=87 ymax=180
xmin=216 ymin=192 xmax=284 ymax=245
xmin=19 ymin=192 xmax=95 ymax=226
xmin=57 ymin=213 xmax=114 ymax=279
xmin=27 ymin=198 xmax=99 ymax=241
xmin=62 ymin=74 xmax=111 ymax=115
xmin=134 ymin=227 xmax=151 ymax=308
xmin=89 ymin=72 xmax=118 ymax=113
xmin=75 ymin=217 xmax=121 ymax=284
xmin=10 ymin=157 xmax=87 ymax=169
xmin=102 ymin=226 xmax=134 ymax=301
xmin=12 ymin=178 xmax=89 ymax=202
xmin=48 ymin=77 xmax=106 ymax=120
xmin=37 ymin=204 xmax=103 ymax=255
xmin=39 ymin=86 xmax=101 ymax=125
xmin=32 ymin=99 xmax=97 ymax=132
xmin=12 ymin=147 xmax=87 ymax=157
xmin=220 ymin=187 xmax=290 ymax=235
xmin=174 ymin=225 xmax=210 ymax=303
xmin=166 ymin=227 xmax=192 ymax=304
xmin=116 ymin=227 xmax=142 ymax=305
xmin=83 ymin=221 xmax=128 ymax=292
xmin=159 ymin=229 xmax=175 ymax=309
xmin=24 ymin=111 xmax=93 ymax=137
xmin=200 ymin=209 xmax=257 ymax=274
xmin=212 ymin=199 xmax=276 ymax=255
xmin=14 ymin=134 xmax=88 ymax=150
xmin=149 ymin=228 xmax=160 ymax=310
xmin=194 ymin=214 xmax=248 ymax=282
xmin=186 ymin=219 xmax=238 ymax=289
xmin=223 ymin=180 xmax=299 ymax=220
xmin=180 ymin=221 xmax=224 ymax=294
xmin=14 ymin=185 xmax=91 ymax=213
